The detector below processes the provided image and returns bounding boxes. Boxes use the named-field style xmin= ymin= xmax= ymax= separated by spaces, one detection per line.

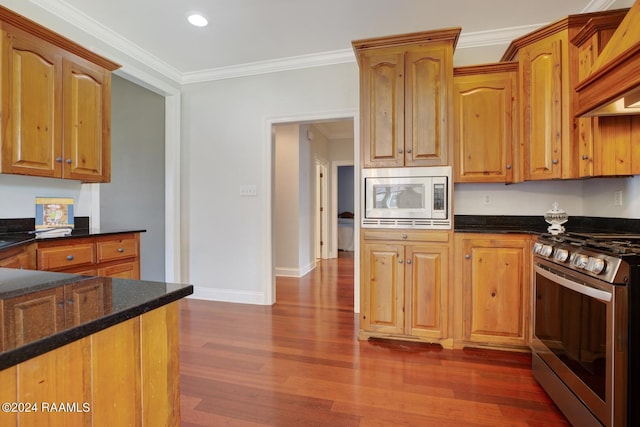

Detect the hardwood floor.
xmin=179 ymin=252 xmax=569 ymax=426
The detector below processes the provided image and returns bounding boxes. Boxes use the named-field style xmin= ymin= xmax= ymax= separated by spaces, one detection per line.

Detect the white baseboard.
xmin=188 ymin=286 xmax=267 ymax=305
xmin=275 ymin=260 xmax=316 ymax=277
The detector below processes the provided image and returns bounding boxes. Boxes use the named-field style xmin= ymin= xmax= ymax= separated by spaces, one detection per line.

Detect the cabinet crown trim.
xmin=0 ymin=5 xmax=120 ymax=70
xmin=352 ymin=27 xmax=461 ymax=61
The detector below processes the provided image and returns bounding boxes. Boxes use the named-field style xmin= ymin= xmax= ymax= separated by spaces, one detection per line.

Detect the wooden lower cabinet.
xmin=0 ymin=302 xmax=179 ymax=426
xmin=1 ymin=278 xmax=112 ymax=351
xmin=37 ymin=233 xmax=140 ymax=279
xmin=454 ymin=233 xmax=532 ymax=350
xmin=0 ymin=244 xmax=35 ymax=269
xmin=360 ymin=230 xmax=450 ymax=345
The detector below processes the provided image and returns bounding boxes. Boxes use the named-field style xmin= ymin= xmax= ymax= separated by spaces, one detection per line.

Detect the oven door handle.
xmin=535 ymin=265 xmax=612 ymax=303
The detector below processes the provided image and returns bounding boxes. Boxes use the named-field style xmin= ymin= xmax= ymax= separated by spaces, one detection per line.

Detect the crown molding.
xmin=181 ymin=49 xmax=355 ymax=85
xmin=582 ymin=0 xmax=619 ymax=12
xmin=28 ymin=0 xmax=616 ymax=86
xmin=30 ymin=0 xmax=183 ymax=84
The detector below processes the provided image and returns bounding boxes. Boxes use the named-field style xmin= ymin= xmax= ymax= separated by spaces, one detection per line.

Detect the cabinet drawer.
xmin=97 ymin=236 xmax=138 ymax=263
xmin=362 ymin=230 xmax=450 ymax=243
xmin=37 ymin=243 xmax=95 ymax=271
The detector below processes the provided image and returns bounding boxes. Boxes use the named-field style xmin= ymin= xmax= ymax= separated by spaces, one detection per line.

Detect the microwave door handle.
xmin=535 ymin=265 xmax=612 ymax=303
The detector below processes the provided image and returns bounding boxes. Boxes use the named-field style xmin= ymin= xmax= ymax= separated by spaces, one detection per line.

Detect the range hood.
xmin=576 ymin=0 xmax=640 ymax=116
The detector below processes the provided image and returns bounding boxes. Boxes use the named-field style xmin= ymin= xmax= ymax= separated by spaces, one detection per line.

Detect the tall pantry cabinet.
xmin=353 ymin=29 xmax=458 ymax=346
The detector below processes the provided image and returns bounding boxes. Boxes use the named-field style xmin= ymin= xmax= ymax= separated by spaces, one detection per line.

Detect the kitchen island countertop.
xmin=0 ymin=267 xmax=193 ymax=370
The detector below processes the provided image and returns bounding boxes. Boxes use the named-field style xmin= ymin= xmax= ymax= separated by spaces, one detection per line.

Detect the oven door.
xmin=532 ymin=258 xmax=620 ymax=426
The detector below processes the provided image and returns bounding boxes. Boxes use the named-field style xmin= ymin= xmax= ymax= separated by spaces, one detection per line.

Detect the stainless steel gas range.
xmin=532 ymin=232 xmax=639 ymax=427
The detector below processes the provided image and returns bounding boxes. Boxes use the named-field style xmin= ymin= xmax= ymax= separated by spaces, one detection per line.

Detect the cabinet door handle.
xmin=465 ymin=254 xmax=470 ymax=260
xmin=117 ymin=247 xmax=124 ymax=253
xmin=66 ymin=255 xmax=74 ymax=261
xmin=406 ymin=259 xmax=412 ymax=265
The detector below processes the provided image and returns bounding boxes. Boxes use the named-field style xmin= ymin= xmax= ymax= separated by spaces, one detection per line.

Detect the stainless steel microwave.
xmin=361 ymin=166 xmax=451 ymax=229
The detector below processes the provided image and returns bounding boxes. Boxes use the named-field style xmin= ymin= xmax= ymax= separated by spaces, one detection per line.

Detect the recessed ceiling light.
xmin=188 ymin=13 xmax=208 ymax=27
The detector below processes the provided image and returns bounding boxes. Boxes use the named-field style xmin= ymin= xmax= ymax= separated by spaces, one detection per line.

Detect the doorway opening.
xmin=269 ymin=113 xmax=359 ymax=311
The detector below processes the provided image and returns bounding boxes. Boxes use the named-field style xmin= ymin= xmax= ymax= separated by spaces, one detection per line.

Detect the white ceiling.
xmin=14 ymin=0 xmax=635 ymax=84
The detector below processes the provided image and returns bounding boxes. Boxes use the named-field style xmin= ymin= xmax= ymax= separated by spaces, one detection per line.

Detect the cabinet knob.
xmin=117 ymin=247 xmax=124 ymax=253
xmin=406 ymin=259 xmax=412 ymax=265
xmin=398 ymin=148 xmax=403 ymax=154
xmin=552 ymin=159 xmax=559 ymax=165
xmin=506 ymin=164 xmax=512 ymax=170
xmin=56 ymin=157 xmax=63 ymax=163
xmin=398 ymin=259 xmax=403 ymax=264
xmin=465 ymin=254 xmax=470 ymax=260
xmin=491 ymin=291 xmax=497 ymax=298
xmin=66 ymin=255 xmax=74 ymax=261
xmin=66 ymin=158 xmax=72 ymax=164
xmin=402 ymin=234 xmax=407 ymax=240
xmin=406 ymin=148 xmax=412 ymax=154
xmin=67 ymin=298 xmax=74 ymax=305
xmin=582 ymin=155 xmax=589 ymax=160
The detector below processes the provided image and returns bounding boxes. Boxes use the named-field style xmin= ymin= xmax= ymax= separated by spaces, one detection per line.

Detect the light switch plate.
xmin=240 ymin=185 xmax=257 ymax=197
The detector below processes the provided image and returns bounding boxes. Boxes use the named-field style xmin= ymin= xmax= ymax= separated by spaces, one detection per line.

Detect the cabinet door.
xmin=461 ymin=238 xmax=530 ymax=347
xmin=64 ymin=278 xmax=110 ymax=327
xmin=405 ymin=45 xmax=451 ymax=166
xmin=2 ymin=287 xmax=65 ymax=349
xmin=0 ymin=244 xmax=35 ymax=270
xmin=63 ymin=58 xmax=111 ymax=182
xmin=0 ymin=29 xmax=62 ymax=178
xmin=360 ymin=48 xmax=405 ymax=168
xmin=454 ymin=70 xmax=517 ymax=182
xmin=360 ymin=243 xmax=404 ymax=334
xmin=595 ymin=116 xmax=640 ymax=176
xmin=405 ymin=245 xmax=448 ymax=339
xmin=98 ymin=260 xmax=140 ymax=279
xmin=521 ymin=35 xmax=563 ymax=180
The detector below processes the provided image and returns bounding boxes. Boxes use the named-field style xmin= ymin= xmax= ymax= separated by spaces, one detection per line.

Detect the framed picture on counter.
xmin=35 ymin=197 xmax=75 ymax=230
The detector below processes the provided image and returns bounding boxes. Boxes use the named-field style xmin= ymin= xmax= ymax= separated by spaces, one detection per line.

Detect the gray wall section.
xmin=102 ymin=75 xmax=166 ymax=281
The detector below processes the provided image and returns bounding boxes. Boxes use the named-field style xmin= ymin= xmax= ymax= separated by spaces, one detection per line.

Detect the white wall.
xmin=181 ymin=63 xmax=359 ymax=304
xmin=0 ymin=176 xmax=93 ymax=221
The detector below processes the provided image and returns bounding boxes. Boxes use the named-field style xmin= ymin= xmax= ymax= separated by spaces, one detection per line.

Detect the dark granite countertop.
xmin=0 ymin=268 xmax=193 ymax=370
xmin=454 ymin=215 xmax=640 ymax=235
xmin=0 ymin=217 xmax=146 ymax=251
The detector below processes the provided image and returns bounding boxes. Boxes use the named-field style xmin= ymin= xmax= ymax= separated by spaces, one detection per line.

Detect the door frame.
xmin=265 ymin=109 xmax=359 ymax=311
xmin=315 ymin=157 xmax=329 ymax=260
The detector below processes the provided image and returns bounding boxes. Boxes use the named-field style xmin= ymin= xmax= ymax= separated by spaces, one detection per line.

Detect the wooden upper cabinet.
xmin=63 ymin=58 xmax=111 ymax=182
xmin=1 ymin=30 xmax=62 ymax=178
xmin=453 ymin=63 xmax=519 ymax=183
xmin=359 ymin=48 xmax=405 ymax=167
xmin=353 ymin=29 xmax=460 ymax=168
xmin=571 ymin=10 xmax=640 ymax=177
xmin=501 ymin=10 xmax=630 ymax=181
xmin=519 ymin=34 xmax=565 ymax=180
xmin=0 ymin=6 xmax=119 ymax=182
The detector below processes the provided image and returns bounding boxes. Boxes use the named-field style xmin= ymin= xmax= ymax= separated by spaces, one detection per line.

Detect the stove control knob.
xmin=572 ymin=254 xmax=589 ymax=269
xmin=553 ymin=248 xmax=569 ymax=262
xmin=539 ymin=244 xmax=553 ymax=257
xmin=532 ymin=242 xmax=543 ymax=254
xmin=585 ymin=257 xmax=606 ymax=274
